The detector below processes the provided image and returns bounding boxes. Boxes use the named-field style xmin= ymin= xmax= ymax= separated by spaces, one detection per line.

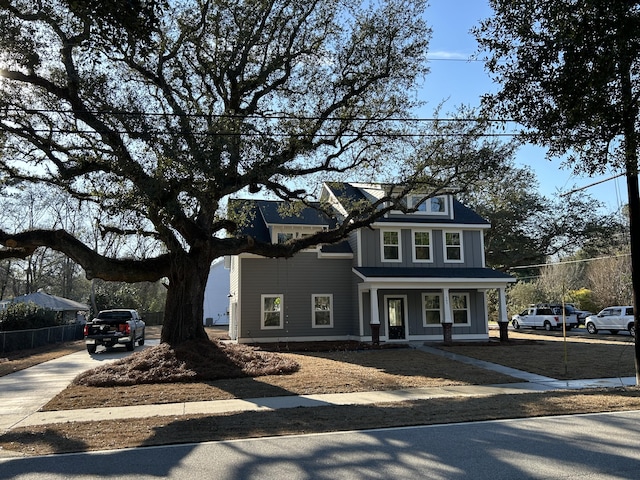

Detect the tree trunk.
xmin=161 ymin=252 xmax=211 ymax=345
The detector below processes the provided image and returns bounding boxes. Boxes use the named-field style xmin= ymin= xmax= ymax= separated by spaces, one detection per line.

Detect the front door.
xmin=387 ymin=297 xmax=406 ymax=340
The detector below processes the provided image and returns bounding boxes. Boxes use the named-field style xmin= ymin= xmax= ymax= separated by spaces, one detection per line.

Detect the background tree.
xmin=458 ymin=159 xmax=618 ymax=273
xmin=0 ymin=0 xmax=502 ymax=346
xmin=475 ymin=1 xmax=640 ymax=377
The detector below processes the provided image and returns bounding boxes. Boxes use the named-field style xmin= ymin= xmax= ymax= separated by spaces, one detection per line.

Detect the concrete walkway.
xmin=0 ymin=342 xmax=636 ymax=435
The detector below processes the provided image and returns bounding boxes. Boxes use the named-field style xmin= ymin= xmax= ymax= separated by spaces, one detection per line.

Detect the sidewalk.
xmin=1 ymin=342 xmax=635 ymax=435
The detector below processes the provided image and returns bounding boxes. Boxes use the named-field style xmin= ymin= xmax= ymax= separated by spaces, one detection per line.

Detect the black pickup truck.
xmin=83 ymin=309 xmax=146 ymax=354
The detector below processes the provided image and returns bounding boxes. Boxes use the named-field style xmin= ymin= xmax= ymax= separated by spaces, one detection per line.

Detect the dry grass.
xmin=3 ymin=388 xmax=640 ymax=456
xmin=2 ymin=326 xmax=640 ymax=457
xmin=449 ymin=329 xmax=637 ymax=380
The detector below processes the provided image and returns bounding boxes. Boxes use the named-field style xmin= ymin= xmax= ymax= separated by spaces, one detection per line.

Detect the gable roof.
xmin=230 ymin=199 xmax=352 ymax=254
xmin=9 ymin=292 xmax=89 ymax=311
xmin=323 ymin=182 xmax=489 ymax=227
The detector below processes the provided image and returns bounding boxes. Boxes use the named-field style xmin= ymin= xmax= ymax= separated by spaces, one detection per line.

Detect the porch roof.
xmin=353 ymin=266 xmax=515 ymax=282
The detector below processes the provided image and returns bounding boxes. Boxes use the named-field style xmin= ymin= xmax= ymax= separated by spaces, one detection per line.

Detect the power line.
xmin=510 ymin=253 xmax=631 ymax=270
xmin=3 ymin=108 xmax=518 ymax=124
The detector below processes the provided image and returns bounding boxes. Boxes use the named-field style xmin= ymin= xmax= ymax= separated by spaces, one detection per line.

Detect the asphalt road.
xmin=2 ymin=410 xmax=640 ymax=479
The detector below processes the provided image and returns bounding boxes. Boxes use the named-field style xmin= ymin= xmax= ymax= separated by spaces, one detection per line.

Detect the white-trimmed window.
xmin=412 ymin=230 xmax=432 ymax=262
xmin=407 ymin=195 xmax=448 ymax=215
xmin=444 ymin=231 xmax=463 ymax=262
xmin=261 ymin=294 xmax=283 ymax=329
xmin=312 ymin=294 xmax=333 ymax=328
xmin=422 ymin=293 xmax=442 ymax=326
xmin=277 ymin=232 xmax=294 ymax=243
xmin=381 ymin=229 xmax=402 ymax=262
xmin=450 ymin=293 xmax=470 ymax=325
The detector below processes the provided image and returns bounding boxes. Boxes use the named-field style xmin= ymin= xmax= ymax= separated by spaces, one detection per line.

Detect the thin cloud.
xmin=427 ymin=51 xmax=471 ymax=61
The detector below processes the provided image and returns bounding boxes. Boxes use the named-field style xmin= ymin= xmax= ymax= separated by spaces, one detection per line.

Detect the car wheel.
xmin=512 ymin=319 xmax=520 ymax=329
xmin=544 ymin=321 xmax=552 ymax=331
xmin=609 ymin=330 xmax=619 ymax=335
xmin=586 ymin=322 xmax=598 ymax=334
xmin=86 ymin=344 xmax=97 ymax=354
xmin=139 ymin=330 xmax=145 ymax=346
xmin=629 ymin=324 xmax=636 ymax=338
xmin=126 ymin=339 xmax=135 ymax=351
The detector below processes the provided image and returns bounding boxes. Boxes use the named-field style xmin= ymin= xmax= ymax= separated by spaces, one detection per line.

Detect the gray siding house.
xmin=227 ymin=182 xmax=514 ymax=343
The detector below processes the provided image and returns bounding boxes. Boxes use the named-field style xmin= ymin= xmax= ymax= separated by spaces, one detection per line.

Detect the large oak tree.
xmin=475 ymin=0 xmax=640 ymax=379
xmin=0 ymin=0 xmax=499 ymax=345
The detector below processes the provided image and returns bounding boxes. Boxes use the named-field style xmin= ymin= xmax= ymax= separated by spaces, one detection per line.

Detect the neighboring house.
xmin=203 ymin=257 xmax=231 ymax=325
xmin=227 ymin=182 xmax=515 ymax=344
xmin=7 ymin=292 xmax=89 ymax=323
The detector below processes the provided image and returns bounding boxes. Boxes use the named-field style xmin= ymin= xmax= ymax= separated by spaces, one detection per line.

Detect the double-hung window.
xmin=444 ymin=231 xmax=463 ymax=262
xmin=381 ymin=229 xmax=401 ymax=262
xmin=412 ymin=230 xmax=432 ymax=262
xmin=312 ymin=294 xmax=333 ymax=328
xmin=261 ymin=294 xmax=283 ymax=329
xmin=422 ymin=293 xmax=442 ymax=326
xmin=450 ymin=293 xmax=470 ymax=325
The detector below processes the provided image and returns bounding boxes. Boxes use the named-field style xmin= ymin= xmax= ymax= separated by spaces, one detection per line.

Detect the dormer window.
xmin=407 ymin=194 xmax=448 ymax=215
xmin=277 ymin=232 xmax=294 ymax=243
xmin=271 ymin=226 xmax=324 ymax=245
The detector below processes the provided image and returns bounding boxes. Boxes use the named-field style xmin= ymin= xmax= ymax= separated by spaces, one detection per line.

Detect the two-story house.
xmin=227 ymin=182 xmax=514 ymax=344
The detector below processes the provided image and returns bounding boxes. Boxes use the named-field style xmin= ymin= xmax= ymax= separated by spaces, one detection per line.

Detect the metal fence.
xmin=0 ymin=323 xmax=85 ymax=354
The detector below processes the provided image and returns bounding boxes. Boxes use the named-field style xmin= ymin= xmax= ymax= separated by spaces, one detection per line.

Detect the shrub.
xmin=0 ymin=302 xmax=60 ymax=331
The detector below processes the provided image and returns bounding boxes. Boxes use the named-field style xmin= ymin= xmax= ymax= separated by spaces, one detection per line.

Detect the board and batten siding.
xmin=359 ymin=288 xmax=487 ymax=337
xmin=238 ymin=252 xmax=356 ymax=339
xmin=358 ymin=227 xmax=485 ymax=268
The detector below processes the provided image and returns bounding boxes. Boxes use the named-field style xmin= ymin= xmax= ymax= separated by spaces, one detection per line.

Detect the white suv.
xmin=584 ymin=306 xmax=635 ymax=337
xmin=511 ymin=304 xmax=578 ymax=331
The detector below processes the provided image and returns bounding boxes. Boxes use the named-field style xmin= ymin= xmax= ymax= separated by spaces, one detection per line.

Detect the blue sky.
xmin=417 ymin=0 xmax=628 ymax=214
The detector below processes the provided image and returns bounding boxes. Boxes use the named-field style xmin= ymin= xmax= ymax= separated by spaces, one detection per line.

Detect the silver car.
xmin=584 ymin=306 xmax=635 ymax=337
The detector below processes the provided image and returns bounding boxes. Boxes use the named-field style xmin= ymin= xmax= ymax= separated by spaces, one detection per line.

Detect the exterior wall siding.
xmin=238 ymin=253 xmax=356 ymax=340
xmin=359 ymin=227 xmax=485 ymax=269
xmin=358 ymin=288 xmax=487 ymax=338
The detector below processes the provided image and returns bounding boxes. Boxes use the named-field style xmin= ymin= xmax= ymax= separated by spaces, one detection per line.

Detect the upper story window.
xmin=381 ymin=229 xmax=402 ymax=262
xmin=407 ymin=195 xmax=448 ymax=215
xmin=412 ymin=230 xmax=432 ymax=262
xmin=272 ymin=227 xmax=324 ymax=245
xmin=444 ymin=230 xmax=463 ymax=263
xmin=277 ymin=232 xmax=294 ymax=243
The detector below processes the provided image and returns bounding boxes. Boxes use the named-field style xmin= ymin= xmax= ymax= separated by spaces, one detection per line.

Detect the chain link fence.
xmin=0 ymin=323 xmax=85 ymax=354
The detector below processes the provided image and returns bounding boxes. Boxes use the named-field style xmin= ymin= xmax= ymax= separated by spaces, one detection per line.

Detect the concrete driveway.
xmin=0 ymin=341 xmax=159 ymax=432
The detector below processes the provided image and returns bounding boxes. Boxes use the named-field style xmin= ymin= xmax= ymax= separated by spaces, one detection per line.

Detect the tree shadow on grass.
xmin=0 ymin=428 xmax=87 ymax=456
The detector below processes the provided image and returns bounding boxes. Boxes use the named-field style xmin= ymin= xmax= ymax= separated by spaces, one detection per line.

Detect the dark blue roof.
xmin=377 ymin=199 xmax=489 ymax=226
xmin=325 ymin=182 xmax=489 ymax=226
xmin=324 ymin=182 xmax=368 ymax=203
xmin=354 ymin=266 xmax=514 ymax=281
xmin=230 ymin=199 xmax=343 ymax=248
xmin=256 ymin=200 xmax=331 ymax=226
xmin=320 ymin=240 xmax=353 ymax=254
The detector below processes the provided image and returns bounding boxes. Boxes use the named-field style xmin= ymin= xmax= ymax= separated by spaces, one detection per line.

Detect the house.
xmin=227 ymin=182 xmax=515 ymax=343
xmin=203 ymin=257 xmax=231 ymax=326
xmin=7 ymin=292 xmax=89 ymax=323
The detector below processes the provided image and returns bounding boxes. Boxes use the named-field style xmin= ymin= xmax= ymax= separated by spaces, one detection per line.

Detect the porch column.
xmin=441 ymin=287 xmax=452 ymax=344
xmin=370 ymin=287 xmax=380 ymax=345
xmin=497 ymin=286 xmax=509 ymax=342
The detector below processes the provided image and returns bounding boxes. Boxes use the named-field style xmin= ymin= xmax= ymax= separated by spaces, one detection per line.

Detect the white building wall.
xmin=203 ymin=258 xmax=231 ymax=325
